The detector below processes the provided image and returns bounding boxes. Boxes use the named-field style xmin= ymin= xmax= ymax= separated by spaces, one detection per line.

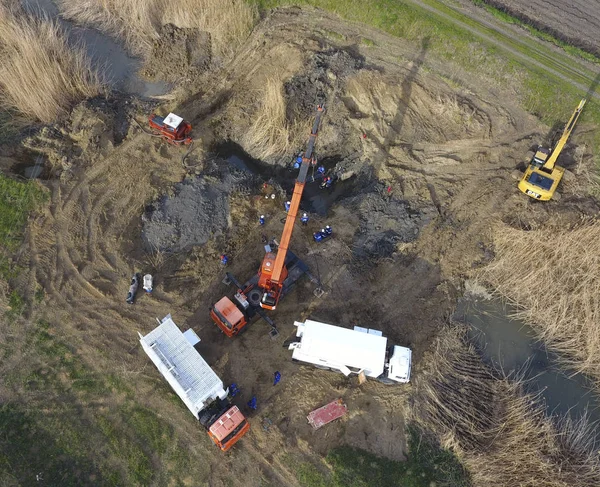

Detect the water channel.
xmin=21 ymin=0 xmax=171 ymax=97
xmin=454 ymin=290 xmax=600 ymax=429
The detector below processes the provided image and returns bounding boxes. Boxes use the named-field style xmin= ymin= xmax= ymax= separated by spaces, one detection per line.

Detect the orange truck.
xmin=139 ymin=314 xmax=249 ymax=451
xmin=210 ymin=105 xmax=324 ymax=337
xmin=148 ymin=112 xmax=193 ymax=145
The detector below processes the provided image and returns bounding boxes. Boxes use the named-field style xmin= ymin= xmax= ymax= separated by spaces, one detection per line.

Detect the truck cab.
xmin=210 ymin=296 xmax=248 ymax=337
xmin=139 ymin=315 xmax=250 ymax=452
xmin=383 ymin=345 xmax=412 ymax=384
xmin=200 ymin=401 xmax=250 ymax=452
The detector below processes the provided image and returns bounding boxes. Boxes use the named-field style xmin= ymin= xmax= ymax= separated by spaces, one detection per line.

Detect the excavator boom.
xmin=518 ymin=98 xmax=586 ymax=201
xmin=543 ymin=99 xmax=586 ymax=171
xmin=260 ymin=105 xmax=325 ymax=309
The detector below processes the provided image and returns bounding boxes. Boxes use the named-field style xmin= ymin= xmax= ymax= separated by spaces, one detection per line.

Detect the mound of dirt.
xmin=143 ymin=24 xmax=212 ymax=82
xmin=349 ymin=187 xmax=436 ymax=261
xmin=142 ymin=176 xmax=226 ymax=252
xmin=141 ymin=159 xmax=260 ymax=252
xmin=285 ymin=47 xmax=365 ymax=120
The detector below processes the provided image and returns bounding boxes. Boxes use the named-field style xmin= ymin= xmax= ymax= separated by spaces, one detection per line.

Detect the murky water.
xmin=454 ymin=295 xmax=600 ymax=427
xmin=21 ymin=0 xmax=171 ymax=97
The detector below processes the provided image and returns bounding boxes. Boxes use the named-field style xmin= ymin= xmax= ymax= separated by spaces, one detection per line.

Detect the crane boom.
xmin=544 ymin=99 xmax=586 ymax=171
xmin=259 ymin=105 xmax=325 ymax=310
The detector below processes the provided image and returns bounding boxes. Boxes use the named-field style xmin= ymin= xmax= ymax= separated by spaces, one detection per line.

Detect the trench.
xmin=454 ymin=294 xmax=600 ymax=430
xmin=213 ymin=141 xmax=357 ymax=216
xmin=21 ymin=0 xmax=171 ymax=97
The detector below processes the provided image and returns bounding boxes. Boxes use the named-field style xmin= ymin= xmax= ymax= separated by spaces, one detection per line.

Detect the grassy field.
xmin=288 ymin=427 xmax=470 ymax=487
xmin=471 ymin=0 xmax=600 ymax=65
xmin=0 ymin=318 xmax=195 ymax=486
xmin=0 ymin=175 xmax=46 ymax=281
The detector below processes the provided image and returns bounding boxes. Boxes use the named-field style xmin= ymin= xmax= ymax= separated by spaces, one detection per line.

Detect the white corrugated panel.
xmin=139 ymin=316 xmax=227 ymax=418
xmin=291 ymin=320 xmax=387 ymax=378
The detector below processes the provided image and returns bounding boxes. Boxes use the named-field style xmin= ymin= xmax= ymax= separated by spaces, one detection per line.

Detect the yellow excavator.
xmin=518 ymin=99 xmax=586 ymax=201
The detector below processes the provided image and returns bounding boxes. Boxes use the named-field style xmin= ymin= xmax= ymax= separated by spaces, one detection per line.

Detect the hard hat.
xmin=326 ymin=225 xmax=331 ymax=229
xmin=260 ymin=215 xmax=265 ymax=218
xmin=303 ymin=213 xmax=307 ymax=217
xmin=321 ymin=228 xmax=325 ymax=232
xmin=296 ymin=156 xmax=303 ymax=163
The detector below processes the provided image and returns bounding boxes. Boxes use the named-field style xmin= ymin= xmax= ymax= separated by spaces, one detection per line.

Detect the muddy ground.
xmin=2 ymin=5 xmax=600 ymax=487
xmin=472 ymin=0 xmax=600 ymax=56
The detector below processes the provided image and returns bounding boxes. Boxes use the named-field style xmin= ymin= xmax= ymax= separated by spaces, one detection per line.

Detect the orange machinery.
xmin=259 ymin=105 xmax=324 ymax=309
xmin=210 ymin=105 xmax=324 ymax=337
xmin=148 ymin=112 xmax=193 ymax=145
xmin=199 ymin=401 xmax=250 ymax=452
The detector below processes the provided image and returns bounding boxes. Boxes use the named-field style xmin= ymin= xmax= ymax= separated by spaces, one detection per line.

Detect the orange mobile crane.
xmin=210 ymin=105 xmax=324 ymax=337
xmin=259 ymin=105 xmax=324 ymax=309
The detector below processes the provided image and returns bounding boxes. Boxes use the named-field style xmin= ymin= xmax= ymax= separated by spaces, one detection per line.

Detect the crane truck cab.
xmin=210 ymin=252 xmax=308 ymax=337
xmin=139 ymin=315 xmax=249 ymax=451
xmin=288 ymin=319 xmax=412 ymax=384
xmin=518 ymin=99 xmax=586 ymax=201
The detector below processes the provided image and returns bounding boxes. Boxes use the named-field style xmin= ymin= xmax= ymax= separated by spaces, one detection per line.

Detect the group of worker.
xmin=228 ymin=371 xmax=282 ymax=412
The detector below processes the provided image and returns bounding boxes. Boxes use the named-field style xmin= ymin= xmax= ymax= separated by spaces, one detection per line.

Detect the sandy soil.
xmin=3 ymin=5 xmax=600 ymax=486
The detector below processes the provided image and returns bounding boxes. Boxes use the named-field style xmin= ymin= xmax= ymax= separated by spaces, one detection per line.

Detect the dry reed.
xmin=413 ymin=327 xmax=600 ymax=487
xmin=483 ymin=222 xmax=600 ymax=384
xmin=0 ymin=4 xmax=102 ymax=124
xmin=58 ymin=0 xmax=257 ymax=58
xmin=242 ymin=77 xmax=298 ymax=160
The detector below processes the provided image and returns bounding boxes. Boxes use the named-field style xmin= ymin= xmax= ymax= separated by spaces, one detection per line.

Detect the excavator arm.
xmin=259 ymin=105 xmax=324 ymax=310
xmin=543 ymin=98 xmax=586 ymax=171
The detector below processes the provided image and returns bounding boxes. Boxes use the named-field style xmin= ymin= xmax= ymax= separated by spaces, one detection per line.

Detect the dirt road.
xmin=480 ymin=0 xmax=600 ymax=56
xmin=410 ymin=0 xmax=600 ymax=99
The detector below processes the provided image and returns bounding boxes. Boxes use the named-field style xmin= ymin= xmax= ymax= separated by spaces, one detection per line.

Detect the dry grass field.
xmin=484 ymin=221 xmax=600 ymax=385
xmin=0 ymin=3 xmax=102 ymax=124
xmin=414 ymin=327 xmax=600 ymax=487
xmin=58 ymin=0 xmax=257 ymax=58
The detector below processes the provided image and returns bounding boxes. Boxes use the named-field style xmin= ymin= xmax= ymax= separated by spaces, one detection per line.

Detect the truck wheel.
xmin=248 ymin=290 xmax=261 ymax=306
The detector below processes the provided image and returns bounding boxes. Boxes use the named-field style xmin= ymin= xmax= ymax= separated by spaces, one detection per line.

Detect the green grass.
xmin=0 ymin=173 xmax=46 ymax=279
xmin=0 ymin=404 xmax=106 ymax=486
xmin=288 ymin=427 xmax=470 ymax=487
xmin=0 ymin=317 xmax=206 ymax=487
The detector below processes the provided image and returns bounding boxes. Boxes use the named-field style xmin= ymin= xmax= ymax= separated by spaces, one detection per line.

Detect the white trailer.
xmin=288 ymin=319 xmax=411 ymax=383
xmin=139 ymin=314 xmax=250 ymax=451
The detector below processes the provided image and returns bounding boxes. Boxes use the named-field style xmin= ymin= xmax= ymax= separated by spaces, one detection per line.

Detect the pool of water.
xmin=454 ymin=294 xmax=600 ymax=426
xmin=21 ymin=0 xmax=171 ymax=97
